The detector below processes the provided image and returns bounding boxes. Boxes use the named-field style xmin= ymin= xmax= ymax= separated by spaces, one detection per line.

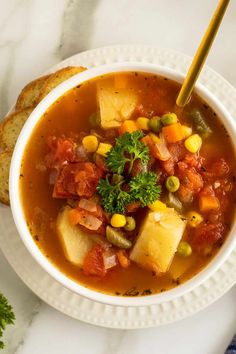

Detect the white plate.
xmin=1 ymin=45 xmax=236 ymax=329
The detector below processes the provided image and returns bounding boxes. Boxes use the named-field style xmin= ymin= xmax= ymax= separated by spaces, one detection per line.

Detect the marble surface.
xmin=0 ymin=0 xmax=236 ymax=353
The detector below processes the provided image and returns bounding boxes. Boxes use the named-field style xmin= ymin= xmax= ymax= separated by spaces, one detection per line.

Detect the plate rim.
xmin=1 ymin=44 xmax=236 ymax=329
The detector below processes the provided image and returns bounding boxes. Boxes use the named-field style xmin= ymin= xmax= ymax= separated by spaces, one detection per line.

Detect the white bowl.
xmin=9 ymin=62 xmax=236 ymax=307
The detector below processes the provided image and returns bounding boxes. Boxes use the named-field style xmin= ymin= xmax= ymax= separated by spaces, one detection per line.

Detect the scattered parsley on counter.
xmin=0 ymin=293 xmax=15 ymax=349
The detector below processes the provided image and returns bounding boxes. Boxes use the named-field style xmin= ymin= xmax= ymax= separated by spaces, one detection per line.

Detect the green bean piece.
xmin=106 ymin=226 xmax=132 ymax=249
xmin=165 ymin=176 xmax=180 ymax=192
xmin=89 ymin=112 xmax=101 ymax=128
xmin=161 ymin=113 xmax=178 ymax=126
xmin=124 ymin=216 xmax=136 ymax=231
xmin=189 ymin=109 xmax=212 ymax=137
xmin=148 ymin=116 xmax=162 ymax=133
xmin=177 ymin=241 xmax=192 ymax=257
xmin=165 ymin=192 xmax=183 ymax=212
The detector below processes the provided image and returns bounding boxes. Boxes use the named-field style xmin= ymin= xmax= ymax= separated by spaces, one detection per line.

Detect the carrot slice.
xmin=199 ymin=195 xmax=220 ymax=213
xmin=117 ymin=250 xmax=130 ymax=268
xmin=162 ymin=123 xmax=184 ymax=143
xmin=118 ymin=120 xmax=138 ymax=135
xmin=141 ymin=135 xmax=159 ymax=159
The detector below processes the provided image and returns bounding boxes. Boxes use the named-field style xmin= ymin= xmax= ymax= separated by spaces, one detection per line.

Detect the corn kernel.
xmin=187 ymin=211 xmax=203 ymax=227
xmin=184 ymin=134 xmax=202 ymax=153
xmin=136 ymin=117 xmax=150 ymax=131
xmin=96 ymin=142 xmax=113 ymax=157
xmin=110 ymin=214 xmax=126 ymax=228
xmin=148 ymin=200 xmax=167 ymax=211
xmin=82 ymin=135 xmax=99 ymax=153
xmin=181 ymin=125 xmax=192 ymax=138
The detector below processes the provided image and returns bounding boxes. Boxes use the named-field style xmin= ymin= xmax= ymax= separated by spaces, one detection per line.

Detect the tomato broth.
xmin=20 ymin=72 xmax=236 ymax=296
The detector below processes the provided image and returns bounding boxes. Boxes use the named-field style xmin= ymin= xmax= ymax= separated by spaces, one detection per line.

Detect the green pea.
xmin=124 ymin=216 xmax=136 ymax=231
xmin=89 ymin=112 xmax=101 ymax=127
xmin=148 ymin=116 xmax=162 ymax=133
xmin=165 ymin=176 xmax=180 ymax=192
xmin=106 ymin=226 xmax=132 ymax=249
xmin=177 ymin=241 xmax=192 ymax=257
xmin=161 ymin=113 xmax=178 ymax=126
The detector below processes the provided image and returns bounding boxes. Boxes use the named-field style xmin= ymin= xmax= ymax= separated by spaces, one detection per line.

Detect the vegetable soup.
xmin=20 ymin=72 xmax=236 ymax=296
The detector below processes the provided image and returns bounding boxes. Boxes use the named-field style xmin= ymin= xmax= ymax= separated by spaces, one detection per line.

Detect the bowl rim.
xmin=9 ymin=62 xmax=236 ymax=307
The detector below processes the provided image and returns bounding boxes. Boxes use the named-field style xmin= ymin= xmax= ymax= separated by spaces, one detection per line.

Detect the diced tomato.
xmin=199 ymin=185 xmax=214 ymax=197
xmin=177 ymin=162 xmax=203 ymax=203
xmin=177 ymin=185 xmax=194 ymax=204
xmin=45 ymin=136 xmax=77 ymax=169
xmin=53 ymin=162 xmax=103 ymax=199
xmin=207 ymin=158 xmax=229 ymax=177
xmin=126 ymin=201 xmax=141 ymax=213
xmin=161 ymin=158 xmax=175 ymax=176
xmin=83 ymin=245 xmax=107 ymax=277
xmin=161 ymin=143 xmax=186 ymax=175
xmin=160 ymin=142 xmax=202 ymax=176
xmin=191 ymin=222 xmax=225 ymax=254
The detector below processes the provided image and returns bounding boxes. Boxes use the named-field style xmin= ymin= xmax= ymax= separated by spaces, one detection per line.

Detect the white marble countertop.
xmin=0 ymin=0 xmax=236 ymax=353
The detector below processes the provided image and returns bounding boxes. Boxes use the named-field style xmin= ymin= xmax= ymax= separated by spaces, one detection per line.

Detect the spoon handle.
xmin=176 ymin=0 xmax=230 ymax=107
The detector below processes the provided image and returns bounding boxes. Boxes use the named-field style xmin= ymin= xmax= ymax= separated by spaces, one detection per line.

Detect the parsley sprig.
xmin=0 ymin=293 xmax=15 ymax=349
xmin=106 ymin=131 xmax=149 ymax=174
xmin=130 ymin=172 xmax=161 ymax=206
xmin=97 ymin=131 xmax=161 ymax=214
xmin=97 ymin=176 xmax=132 ymax=214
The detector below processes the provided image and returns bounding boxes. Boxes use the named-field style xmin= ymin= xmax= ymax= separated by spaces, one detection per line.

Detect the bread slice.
xmin=39 ymin=66 xmax=86 ymax=100
xmin=0 ymin=107 xmax=33 ymax=150
xmin=0 ymin=151 xmax=12 ymax=205
xmin=15 ymin=75 xmax=51 ymax=110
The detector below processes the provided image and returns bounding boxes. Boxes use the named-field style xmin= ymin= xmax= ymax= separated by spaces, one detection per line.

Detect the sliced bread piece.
xmin=15 ymin=75 xmax=51 ymax=110
xmin=0 ymin=107 xmax=33 ymax=150
xmin=39 ymin=66 xmax=86 ymax=100
xmin=0 ymin=151 xmax=12 ymax=205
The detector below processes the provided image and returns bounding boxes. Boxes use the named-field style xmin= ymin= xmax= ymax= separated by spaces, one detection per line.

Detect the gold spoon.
xmin=176 ymin=0 xmax=230 ymax=107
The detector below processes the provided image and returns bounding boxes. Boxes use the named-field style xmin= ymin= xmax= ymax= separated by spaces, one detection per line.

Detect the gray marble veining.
xmin=59 ymin=0 xmax=101 ymax=59
xmin=0 ymin=0 xmax=236 ymax=353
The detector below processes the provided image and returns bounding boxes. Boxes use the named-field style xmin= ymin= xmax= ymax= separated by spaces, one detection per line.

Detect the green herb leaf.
xmin=0 ymin=293 xmax=15 ymax=349
xmin=130 ymin=172 xmax=161 ymax=206
xmin=106 ymin=131 xmax=150 ymax=175
xmin=97 ymin=176 xmax=133 ymax=214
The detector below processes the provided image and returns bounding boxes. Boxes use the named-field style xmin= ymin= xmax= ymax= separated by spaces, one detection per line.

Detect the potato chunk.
xmin=97 ymin=79 xmax=138 ymax=129
xmin=57 ymin=207 xmax=102 ymax=266
xmin=130 ymin=208 xmax=186 ymax=275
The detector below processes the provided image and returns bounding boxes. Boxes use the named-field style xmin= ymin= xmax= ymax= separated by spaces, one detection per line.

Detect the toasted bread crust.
xmin=15 ymin=75 xmax=51 ymax=110
xmin=39 ymin=66 xmax=86 ymax=100
xmin=0 ymin=107 xmax=34 ymax=150
xmin=0 ymin=150 xmax=12 ymax=205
